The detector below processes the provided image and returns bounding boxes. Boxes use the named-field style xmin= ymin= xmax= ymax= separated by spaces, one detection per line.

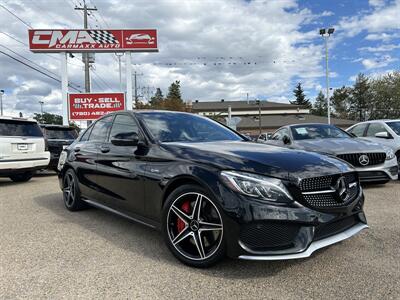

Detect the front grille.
xmin=300 ymin=173 xmax=357 ymax=192
xmin=314 ymin=215 xmax=359 ymax=241
xmin=337 ymin=153 xmax=386 ymax=167
xmin=299 ymin=173 xmax=359 ymax=209
xmin=358 ymin=171 xmax=390 ymax=182
xmin=239 ymin=222 xmax=299 ymax=251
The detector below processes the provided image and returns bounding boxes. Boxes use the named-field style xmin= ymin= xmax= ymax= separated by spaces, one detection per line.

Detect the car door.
xmin=347 ymin=123 xmax=368 ymax=137
xmin=364 ymin=122 xmax=394 ymax=147
xmin=73 ymin=115 xmax=113 ymax=200
xmin=95 ymin=113 xmax=147 ymax=216
xmin=267 ymin=128 xmax=291 ymax=147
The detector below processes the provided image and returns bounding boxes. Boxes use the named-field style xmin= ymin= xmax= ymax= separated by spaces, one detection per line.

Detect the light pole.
xmin=115 ymin=53 xmax=124 ymax=91
xmin=319 ymin=27 xmax=334 ymax=124
xmin=38 ymin=101 xmax=44 ymax=115
xmin=255 ymin=100 xmax=261 ymax=135
xmin=0 ymin=90 xmax=4 ymax=116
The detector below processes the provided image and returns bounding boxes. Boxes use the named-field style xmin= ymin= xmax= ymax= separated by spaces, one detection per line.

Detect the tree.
xmin=33 ymin=112 xmax=63 ymax=124
xmin=348 ymin=73 xmax=371 ymax=121
xmin=33 ymin=112 xmax=80 ymax=130
xmin=311 ymin=91 xmax=328 ymax=116
xmin=290 ymin=83 xmax=312 ymax=108
xmin=369 ymin=71 xmax=400 ymax=119
xmin=331 ymin=86 xmax=351 ymax=119
xmin=164 ymin=80 xmax=186 ymax=111
xmin=150 ymin=88 xmax=165 ymax=109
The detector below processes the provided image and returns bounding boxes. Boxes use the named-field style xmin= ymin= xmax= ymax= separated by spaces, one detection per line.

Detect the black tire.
xmin=9 ymin=172 xmax=33 ymax=182
xmin=62 ymin=169 xmax=87 ymax=211
xmin=162 ymin=184 xmax=226 ymax=268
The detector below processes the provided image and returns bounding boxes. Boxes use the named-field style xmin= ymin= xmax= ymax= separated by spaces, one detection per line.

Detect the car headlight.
xmin=57 ymin=151 xmax=67 ymax=171
xmin=220 ymin=170 xmax=293 ymax=203
xmin=386 ymin=149 xmax=395 ymax=160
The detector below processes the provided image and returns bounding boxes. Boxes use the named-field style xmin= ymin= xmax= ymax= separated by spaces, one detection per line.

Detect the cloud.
xmin=0 ymin=0 xmax=331 ymax=117
xmin=361 ymin=55 xmax=397 ymax=69
xmin=358 ymin=44 xmax=400 ymax=52
xmin=338 ymin=0 xmax=400 ymax=37
xmin=369 ymin=0 xmax=386 ymax=7
xmin=365 ymin=32 xmax=400 ymax=42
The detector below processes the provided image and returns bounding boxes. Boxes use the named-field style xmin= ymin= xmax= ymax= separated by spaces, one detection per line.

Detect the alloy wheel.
xmin=167 ymin=192 xmax=223 ymax=261
xmin=63 ymin=172 xmax=76 ymax=208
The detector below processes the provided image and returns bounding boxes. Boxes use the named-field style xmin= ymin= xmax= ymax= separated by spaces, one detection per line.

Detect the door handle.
xmin=74 ymin=147 xmax=81 ymax=152
xmin=100 ymin=146 xmax=110 ymax=153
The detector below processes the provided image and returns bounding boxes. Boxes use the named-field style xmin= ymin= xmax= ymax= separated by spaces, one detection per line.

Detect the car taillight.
xmin=44 ymin=139 xmax=48 ymax=151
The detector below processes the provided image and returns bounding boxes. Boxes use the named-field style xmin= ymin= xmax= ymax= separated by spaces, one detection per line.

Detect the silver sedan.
xmin=262 ymin=123 xmax=398 ymax=183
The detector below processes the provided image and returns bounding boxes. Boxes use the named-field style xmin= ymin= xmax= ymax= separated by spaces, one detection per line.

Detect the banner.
xmin=29 ymin=29 xmax=158 ymax=52
xmin=69 ymin=93 xmax=125 ymax=121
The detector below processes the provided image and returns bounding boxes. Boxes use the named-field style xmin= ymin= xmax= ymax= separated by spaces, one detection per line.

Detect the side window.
xmin=281 ymin=128 xmax=290 ymax=138
xmin=88 ymin=115 xmax=114 ymax=142
xmin=80 ymin=126 xmax=92 ymax=142
xmin=366 ymin=123 xmax=388 ymax=137
xmin=259 ymin=134 xmax=266 ymax=140
xmin=109 ymin=114 xmax=139 ymax=141
xmin=272 ymin=129 xmax=283 ymax=140
xmin=349 ymin=124 xmax=367 ymax=137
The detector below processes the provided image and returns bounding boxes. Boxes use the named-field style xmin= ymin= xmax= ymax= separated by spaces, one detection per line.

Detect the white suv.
xmin=0 ymin=116 xmax=50 ymax=182
xmin=347 ymin=120 xmax=400 ymax=168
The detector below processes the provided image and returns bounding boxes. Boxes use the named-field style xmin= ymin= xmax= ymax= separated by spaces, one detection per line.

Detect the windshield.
xmin=139 ymin=112 xmax=243 ymax=143
xmin=0 ymin=120 xmax=43 ymax=137
xmin=45 ymin=128 xmax=78 ymax=140
xmin=291 ymin=124 xmax=351 ymax=140
xmin=386 ymin=121 xmax=400 ymax=136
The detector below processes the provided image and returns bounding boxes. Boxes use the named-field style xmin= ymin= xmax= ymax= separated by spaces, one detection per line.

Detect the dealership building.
xmin=190 ymin=100 xmax=356 ymax=135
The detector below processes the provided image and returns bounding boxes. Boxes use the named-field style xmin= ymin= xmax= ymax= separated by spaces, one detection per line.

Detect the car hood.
xmin=161 ymin=141 xmax=352 ymax=181
xmin=293 ymin=138 xmax=386 ymax=155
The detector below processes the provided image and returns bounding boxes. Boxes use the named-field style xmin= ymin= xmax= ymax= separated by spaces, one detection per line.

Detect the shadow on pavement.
xmin=33 ymin=192 xmax=306 ymax=278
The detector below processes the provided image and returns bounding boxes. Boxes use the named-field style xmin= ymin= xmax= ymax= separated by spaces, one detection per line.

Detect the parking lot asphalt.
xmin=1 ymin=173 xmax=399 ymax=299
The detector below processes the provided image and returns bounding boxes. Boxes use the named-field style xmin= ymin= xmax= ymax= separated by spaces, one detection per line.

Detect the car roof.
xmin=285 ymin=123 xmax=337 ymax=127
xmin=0 ymin=116 xmax=37 ymax=123
xmin=354 ymin=119 xmax=400 ymax=123
xmin=40 ymin=124 xmax=74 ymax=129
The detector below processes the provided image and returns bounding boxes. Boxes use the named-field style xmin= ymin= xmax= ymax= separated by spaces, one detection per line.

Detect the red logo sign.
xmin=69 ymin=93 xmax=125 ymax=121
xmin=29 ymin=29 xmax=158 ymax=52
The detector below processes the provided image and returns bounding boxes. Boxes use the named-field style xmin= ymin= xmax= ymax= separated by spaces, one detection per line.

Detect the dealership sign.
xmin=28 ymin=29 xmax=158 ymax=52
xmin=69 ymin=93 xmax=125 ymax=121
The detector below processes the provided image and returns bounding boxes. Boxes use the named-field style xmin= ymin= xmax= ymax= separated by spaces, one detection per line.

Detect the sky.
xmin=0 ymin=0 xmax=399 ymax=117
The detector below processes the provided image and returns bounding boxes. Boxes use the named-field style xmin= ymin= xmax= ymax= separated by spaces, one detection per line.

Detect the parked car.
xmin=57 ymin=111 xmax=367 ymax=267
xmin=257 ymin=132 xmax=272 ymax=142
xmin=347 ymin=120 xmax=400 ymax=169
xmin=40 ymin=124 xmax=78 ymax=170
xmin=263 ymin=123 xmax=398 ymax=183
xmin=0 ymin=116 xmax=50 ymax=182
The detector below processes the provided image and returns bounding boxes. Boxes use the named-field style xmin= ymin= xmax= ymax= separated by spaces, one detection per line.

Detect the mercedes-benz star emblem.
xmin=359 ymin=154 xmax=370 ymax=166
xmin=334 ymin=176 xmax=348 ymax=202
xmin=190 ymin=220 xmax=199 ymax=231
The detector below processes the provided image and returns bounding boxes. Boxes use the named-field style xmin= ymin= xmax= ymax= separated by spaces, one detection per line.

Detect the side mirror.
xmin=111 ymin=132 xmax=139 ymax=146
xmin=375 ymin=131 xmax=391 ymax=139
xmin=282 ymin=135 xmax=291 ymax=145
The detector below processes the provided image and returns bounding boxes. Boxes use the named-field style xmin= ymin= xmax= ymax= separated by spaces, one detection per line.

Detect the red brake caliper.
xmin=177 ymin=201 xmax=190 ymax=233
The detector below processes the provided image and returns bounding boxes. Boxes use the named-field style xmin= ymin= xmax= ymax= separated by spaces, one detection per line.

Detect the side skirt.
xmin=83 ymin=199 xmax=160 ymax=230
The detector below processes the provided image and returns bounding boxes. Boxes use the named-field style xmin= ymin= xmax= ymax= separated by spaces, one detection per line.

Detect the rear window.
xmin=45 ymin=128 xmax=78 ymax=140
xmin=0 ymin=120 xmax=43 ymax=137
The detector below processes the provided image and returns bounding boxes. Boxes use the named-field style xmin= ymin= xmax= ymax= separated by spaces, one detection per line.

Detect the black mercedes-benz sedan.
xmin=57 ymin=111 xmax=368 ymax=267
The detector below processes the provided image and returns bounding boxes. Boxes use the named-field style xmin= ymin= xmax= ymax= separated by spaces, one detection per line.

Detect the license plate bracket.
xmin=17 ymin=144 xmax=28 ymax=151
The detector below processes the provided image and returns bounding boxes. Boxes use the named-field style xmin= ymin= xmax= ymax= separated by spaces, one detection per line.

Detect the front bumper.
xmin=355 ymin=157 xmax=398 ymax=182
xmin=239 ymin=222 xmax=368 ymax=260
xmin=218 ymin=183 xmax=367 ymax=260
